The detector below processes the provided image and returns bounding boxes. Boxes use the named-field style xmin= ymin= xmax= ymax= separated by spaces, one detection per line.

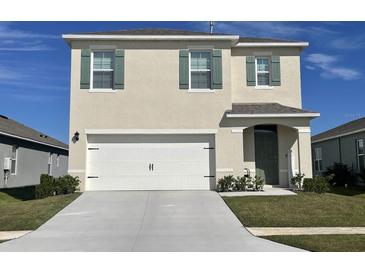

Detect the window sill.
xmin=255 ymin=86 xmax=274 ymax=90
xmin=88 ymin=89 xmax=116 ymax=93
xmin=188 ymin=89 xmax=215 ymax=93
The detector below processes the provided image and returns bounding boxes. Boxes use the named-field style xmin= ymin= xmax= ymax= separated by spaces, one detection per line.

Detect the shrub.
xmin=235 ymin=176 xmax=248 ymax=191
xmin=35 ymin=174 xmax=80 ymax=199
xmin=290 ymin=173 xmax=305 ymax=190
xmin=254 ymin=176 xmax=265 ymax=191
xmin=55 ymin=175 xmax=80 ymax=195
xmin=35 ymin=174 xmax=56 ymax=199
xmin=324 ymin=162 xmax=356 ymax=186
xmin=217 ymin=175 xmax=236 ymax=192
xmin=303 ymin=176 xmax=330 ymax=194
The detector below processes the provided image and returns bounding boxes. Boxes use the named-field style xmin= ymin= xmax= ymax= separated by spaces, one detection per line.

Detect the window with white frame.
xmin=356 ymin=139 xmax=364 ymax=171
xmin=11 ymin=145 xmax=18 ymax=175
xmin=255 ymin=57 xmax=270 ymax=86
xmin=91 ymin=51 xmax=114 ymax=89
xmin=190 ymin=51 xmax=212 ymax=89
xmin=48 ymin=153 xmax=52 ymax=175
xmin=56 ymin=154 xmax=60 ymax=167
xmin=314 ymin=147 xmax=323 ymax=172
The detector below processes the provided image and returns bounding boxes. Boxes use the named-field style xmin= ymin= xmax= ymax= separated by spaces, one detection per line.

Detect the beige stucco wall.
xmin=231 ymin=47 xmax=302 ymax=108
xmin=67 ymin=39 xmax=313 ymax=190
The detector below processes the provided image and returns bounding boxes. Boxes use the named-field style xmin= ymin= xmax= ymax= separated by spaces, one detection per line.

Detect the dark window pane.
xmin=257 ymin=73 xmax=269 ymax=85
xmin=359 ymin=155 xmax=364 ymax=171
xmin=191 ymin=71 xmax=211 ymax=89
xmin=11 ymin=160 xmax=16 ymax=174
xmin=93 ymin=71 xmax=113 ymax=89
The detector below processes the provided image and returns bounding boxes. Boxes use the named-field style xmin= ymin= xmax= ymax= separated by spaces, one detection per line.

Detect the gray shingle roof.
xmin=227 ymin=103 xmax=317 ymax=115
xmin=312 ymin=117 xmax=365 ymax=143
xmin=0 ymin=115 xmax=68 ymax=150
xmin=77 ymin=28 xmax=230 ymax=36
xmin=69 ymin=28 xmax=302 ymax=43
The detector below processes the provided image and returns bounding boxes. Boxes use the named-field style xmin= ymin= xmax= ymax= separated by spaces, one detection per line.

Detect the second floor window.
xmin=256 ymin=57 xmax=270 ymax=86
xmin=92 ymin=51 xmax=114 ymax=89
xmin=190 ymin=51 xmax=212 ymax=89
xmin=314 ymin=147 xmax=323 ymax=172
xmin=356 ymin=139 xmax=364 ymax=171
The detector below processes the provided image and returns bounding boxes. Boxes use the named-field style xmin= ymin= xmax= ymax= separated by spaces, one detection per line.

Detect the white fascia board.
xmin=62 ymin=34 xmax=239 ymax=42
xmin=0 ymin=131 xmax=68 ymax=151
xmin=226 ymin=113 xmax=320 ymax=118
xmin=235 ymin=42 xmax=309 ymax=47
xmin=85 ymin=129 xmax=218 ymax=135
xmin=312 ymin=128 xmax=365 ymax=144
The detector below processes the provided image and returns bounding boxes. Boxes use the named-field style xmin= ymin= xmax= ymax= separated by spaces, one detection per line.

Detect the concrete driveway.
xmin=0 ymin=191 xmax=302 ymax=251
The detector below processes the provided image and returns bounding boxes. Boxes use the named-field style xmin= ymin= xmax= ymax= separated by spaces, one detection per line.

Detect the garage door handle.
xmin=152 ymin=163 xmax=154 ymax=171
xmin=149 ymin=163 xmax=151 ymax=171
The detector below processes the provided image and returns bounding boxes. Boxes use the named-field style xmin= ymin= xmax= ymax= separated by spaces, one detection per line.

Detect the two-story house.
xmin=62 ymin=28 xmax=319 ymax=191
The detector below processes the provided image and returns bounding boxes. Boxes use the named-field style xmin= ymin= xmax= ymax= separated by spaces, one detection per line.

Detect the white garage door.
xmin=86 ymin=135 xmax=214 ymax=190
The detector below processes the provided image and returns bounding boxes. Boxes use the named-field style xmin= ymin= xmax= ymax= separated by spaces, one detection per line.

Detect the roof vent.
xmin=0 ymin=115 xmax=8 ymax=119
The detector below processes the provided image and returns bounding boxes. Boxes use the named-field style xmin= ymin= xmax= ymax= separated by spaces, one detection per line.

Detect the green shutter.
xmin=246 ymin=56 xmax=256 ymax=86
xmin=271 ymin=56 xmax=281 ymax=86
xmin=114 ymin=49 xmax=125 ymax=89
xmin=179 ymin=49 xmax=189 ymax=89
xmin=212 ymin=49 xmax=222 ymax=89
xmin=80 ymin=49 xmax=91 ymax=89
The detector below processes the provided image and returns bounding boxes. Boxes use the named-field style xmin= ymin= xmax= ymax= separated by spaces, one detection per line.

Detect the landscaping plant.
xmin=217 ymin=175 xmax=236 ymax=192
xmin=35 ymin=174 xmax=80 ymax=199
xmin=290 ymin=173 xmax=305 ymax=190
xmin=303 ymin=175 xmax=331 ymax=194
xmin=324 ymin=162 xmax=356 ymax=186
xmin=254 ymin=176 xmax=265 ymax=191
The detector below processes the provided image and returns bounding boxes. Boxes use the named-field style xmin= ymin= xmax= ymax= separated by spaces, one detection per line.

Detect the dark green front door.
xmin=254 ymin=125 xmax=279 ymax=185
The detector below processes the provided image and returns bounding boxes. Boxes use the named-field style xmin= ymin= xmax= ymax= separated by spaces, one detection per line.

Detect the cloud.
xmin=213 ymin=22 xmax=336 ymax=39
xmin=329 ymin=36 xmax=365 ymax=50
xmin=306 ymin=53 xmax=361 ymax=80
xmin=0 ymin=66 xmax=23 ymax=80
xmin=0 ymin=23 xmax=56 ymax=51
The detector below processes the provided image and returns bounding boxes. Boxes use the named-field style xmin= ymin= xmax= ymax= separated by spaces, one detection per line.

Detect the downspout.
xmin=338 ymin=137 xmax=342 ymax=163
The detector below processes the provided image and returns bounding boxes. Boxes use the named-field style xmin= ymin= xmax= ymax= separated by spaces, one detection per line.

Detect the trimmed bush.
xmin=217 ymin=175 xmax=236 ymax=192
xmin=254 ymin=176 xmax=265 ymax=191
xmin=216 ymin=175 xmax=265 ymax=192
xmin=35 ymin=174 xmax=80 ymax=199
xmin=303 ymin=176 xmax=330 ymax=194
xmin=324 ymin=162 xmax=356 ymax=186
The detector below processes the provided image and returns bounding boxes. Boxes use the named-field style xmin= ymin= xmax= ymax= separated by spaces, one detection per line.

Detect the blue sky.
xmin=1 ymin=21 xmax=364 ymax=144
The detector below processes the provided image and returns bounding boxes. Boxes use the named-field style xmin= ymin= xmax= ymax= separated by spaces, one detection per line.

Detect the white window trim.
xmin=188 ymin=50 xmax=215 ymax=93
xmin=314 ymin=147 xmax=323 ymax=172
xmin=255 ymin=56 xmax=272 ymax=89
xmin=356 ymin=139 xmax=364 ymax=171
xmin=48 ymin=153 xmax=52 ymax=176
xmin=89 ymin=50 xmax=115 ymax=93
xmin=11 ymin=145 xmax=18 ymax=175
xmin=56 ymin=154 xmax=60 ymax=167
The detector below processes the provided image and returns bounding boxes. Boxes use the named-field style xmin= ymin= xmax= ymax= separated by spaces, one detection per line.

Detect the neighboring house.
xmin=0 ymin=115 xmax=68 ymax=189
xmin=62 ymin=28 xmax=319 ymax=191
xmin=312 ymin=117 xmax=365 ymax=180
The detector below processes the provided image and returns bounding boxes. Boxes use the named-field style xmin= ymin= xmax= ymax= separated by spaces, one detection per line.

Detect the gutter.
xmin=235 ymin=42 xmax=309 ymax=48
xmin=226 ymin=113 xmax=320 ymax=118
xmin=312 ymin=128 xmax=365 ymax=144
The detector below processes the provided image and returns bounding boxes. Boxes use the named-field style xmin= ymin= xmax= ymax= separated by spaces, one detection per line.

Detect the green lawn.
xmin=0 ymin=191 xmax=80 ymax=231
xmin=263 ymin=234 xmax=365 ymax=252
xmin=223 ymin=187 xmax=365 ymax=227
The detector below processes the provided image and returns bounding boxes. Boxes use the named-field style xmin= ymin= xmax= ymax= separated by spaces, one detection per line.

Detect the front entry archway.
xmin=254 ymin=125 xmax=279 ymax=185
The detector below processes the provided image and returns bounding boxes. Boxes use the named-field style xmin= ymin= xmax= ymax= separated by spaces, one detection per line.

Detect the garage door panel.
xmin=86 ymin=135 xmax=214 ymax=191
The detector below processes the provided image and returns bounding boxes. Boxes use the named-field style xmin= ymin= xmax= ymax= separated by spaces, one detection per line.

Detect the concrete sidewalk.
xmin=0 ymin=191 xmax=302 ymax=252
xmin=247 ymin=227 xmax=365 ymax=236
xmin=0 ymin=231 xmax=32 ymax=241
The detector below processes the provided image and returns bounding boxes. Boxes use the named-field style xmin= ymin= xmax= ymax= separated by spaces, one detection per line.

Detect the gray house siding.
xmin=311 ymin=130 xmax=365 ymax=181
xmin=0 ymin=134 xmax=68 ymax=189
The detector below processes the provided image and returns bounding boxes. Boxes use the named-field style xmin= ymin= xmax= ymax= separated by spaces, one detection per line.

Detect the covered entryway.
xmin=254 ymin=125 xmax=279 ymax=185
xmin=86 ymin=134 xmax=215 ymax=190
